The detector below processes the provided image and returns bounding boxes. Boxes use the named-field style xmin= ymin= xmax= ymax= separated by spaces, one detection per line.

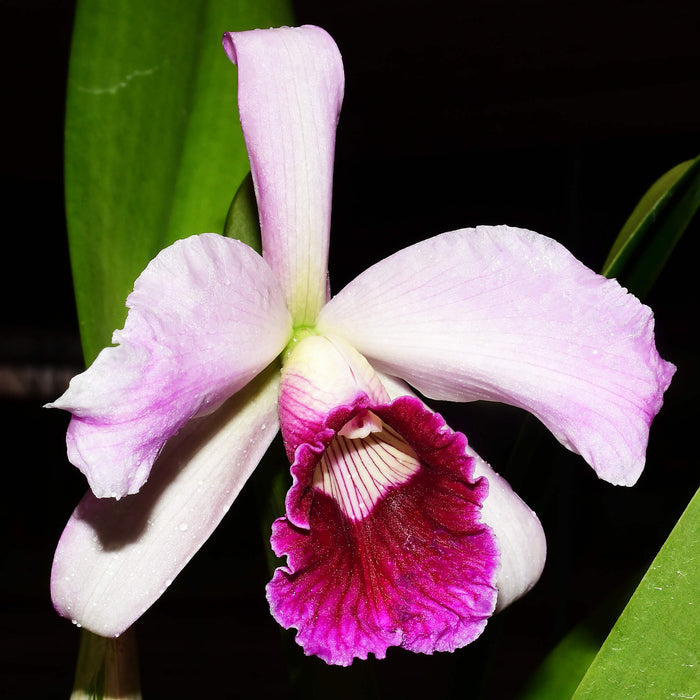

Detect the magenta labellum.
xmin=269 ymin=336 xmax=499 ymax=665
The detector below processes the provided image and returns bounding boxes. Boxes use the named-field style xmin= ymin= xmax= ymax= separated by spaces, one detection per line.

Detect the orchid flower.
xmin=49 ymin=25 xmax=675 ymax=666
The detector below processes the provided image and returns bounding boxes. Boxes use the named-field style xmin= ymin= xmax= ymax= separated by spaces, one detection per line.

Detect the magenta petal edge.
xmin=267 ymin=395 xmax=499 ymax=666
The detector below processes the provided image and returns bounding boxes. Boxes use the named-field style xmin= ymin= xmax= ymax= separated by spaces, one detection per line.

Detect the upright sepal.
xmin=223 ymin=26 xmax=344 ymax=324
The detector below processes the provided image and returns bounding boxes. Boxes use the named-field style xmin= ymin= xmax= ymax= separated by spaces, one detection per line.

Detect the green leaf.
xmin=517 ymin=579 xmax=638 ymax=699
xmin=518 ymin=626 xmax=600 ymax=700
xmin=518 ymin=158 xmax=699 ymax=697
xmin=65 ymin=0 xmax=293 ymax=364
xmin=571 ymin=487 xmax=700 ymax=698
xmin=224 ymin=171 xmax=261 ymax=254
xmin=601 ymin=155 xmax=700 ymax=296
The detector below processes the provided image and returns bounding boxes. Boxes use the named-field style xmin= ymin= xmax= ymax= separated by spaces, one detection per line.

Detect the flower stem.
xmin=71 ymin=628 xmax=141 ymax=700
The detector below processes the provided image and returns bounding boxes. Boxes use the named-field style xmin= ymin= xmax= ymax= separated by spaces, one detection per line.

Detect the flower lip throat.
xmin=313 ymin=409 xmax=421 ymax=522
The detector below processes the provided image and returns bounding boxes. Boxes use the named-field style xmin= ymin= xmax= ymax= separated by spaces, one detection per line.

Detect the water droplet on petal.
xmin=179 ymin=522 xmax=188 ymax=532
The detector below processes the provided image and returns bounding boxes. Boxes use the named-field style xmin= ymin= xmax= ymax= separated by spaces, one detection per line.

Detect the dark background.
xmin=1 ymin=0 xmax=698 ymax=697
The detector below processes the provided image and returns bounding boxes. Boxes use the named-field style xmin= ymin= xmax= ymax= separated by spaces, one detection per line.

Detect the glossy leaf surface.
xmin=602 ymin=155 xmax=700 ymax=296
xmin=572 ymin=487 xmax=700 ymax=698
xmin=65 ymin=0 xmax=292 ymax=362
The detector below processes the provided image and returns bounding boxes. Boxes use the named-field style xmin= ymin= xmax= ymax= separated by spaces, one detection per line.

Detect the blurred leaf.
xmin=224 ymin=171 xmax=261 ymax=253
xmin=518 ymin=626 xmax=599 ymax=700
xmin=571 ymin=487 xmax=700 ymax=698
xmin=65 ymin=0 xmax=293 ymax=363
xmin=517 ymin=578 xmax=638 ymax=700
xmin=601 ymin=155 xmax=700 ymax=296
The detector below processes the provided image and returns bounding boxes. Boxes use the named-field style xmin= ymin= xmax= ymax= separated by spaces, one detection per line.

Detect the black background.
xmin=1 ymin=0 xmax=698 ymax=697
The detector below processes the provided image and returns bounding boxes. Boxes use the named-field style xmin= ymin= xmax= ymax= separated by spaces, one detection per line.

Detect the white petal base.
xmin=51 ymin=369 xmax=280 ymax=637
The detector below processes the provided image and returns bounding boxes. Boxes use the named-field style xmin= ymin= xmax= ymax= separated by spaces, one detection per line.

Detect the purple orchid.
xmin=49 ymin=26 xmax=674 ymax=666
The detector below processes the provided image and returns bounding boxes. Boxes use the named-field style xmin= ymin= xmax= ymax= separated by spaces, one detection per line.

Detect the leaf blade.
xmin=65 ymin=0 xmax=293 ymax=363
xmin=601 ymin=155 xmax=700 ymax=297
xmin=571 ymin=487 xmax=700 ymax=698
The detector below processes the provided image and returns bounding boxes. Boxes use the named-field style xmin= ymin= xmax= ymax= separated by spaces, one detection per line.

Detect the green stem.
xmin=71 ymin=628 xmax=141 ymax=700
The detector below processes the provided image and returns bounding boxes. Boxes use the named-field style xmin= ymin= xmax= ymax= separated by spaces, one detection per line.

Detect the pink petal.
xmin=51 ymin=369 xmax=280 ymax=638
xmin=268 ymin=394 xmax=498 ymax=665
xmin=222 ymin=26 xmax=344 ymax=325
xmin=48 ymin=234 xmax=291 ymax=498
xmin=318 ymin=225 xmax=675 ymax=486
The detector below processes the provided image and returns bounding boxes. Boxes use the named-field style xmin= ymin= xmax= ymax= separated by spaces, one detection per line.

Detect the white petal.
xmin=51 ymin=368 xmax=280 ymax=637
xmin=469 ymin=451 xmax=546 ymax=611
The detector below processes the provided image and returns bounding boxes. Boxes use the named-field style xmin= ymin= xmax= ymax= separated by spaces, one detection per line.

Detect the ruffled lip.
xmin=267 ymin=393 xmax=499 ymax=665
